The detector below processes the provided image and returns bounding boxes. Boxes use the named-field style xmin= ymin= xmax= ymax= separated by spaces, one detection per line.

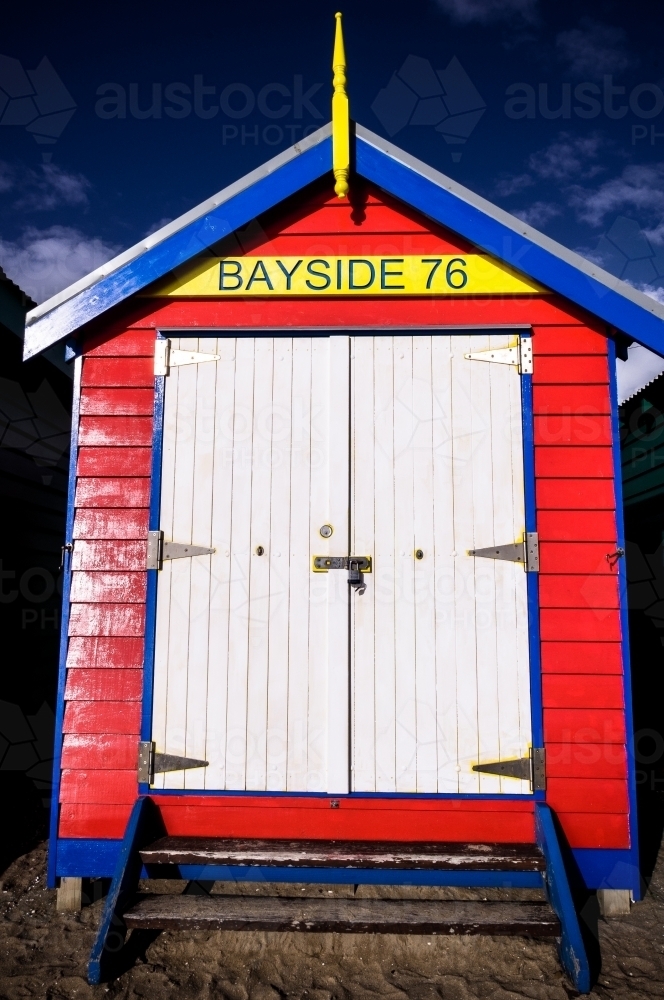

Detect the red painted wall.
xmin=58 ymin=183 xmax=629 ymax=849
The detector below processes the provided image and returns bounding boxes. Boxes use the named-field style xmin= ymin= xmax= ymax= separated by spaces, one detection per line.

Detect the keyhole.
xmin=415 ymin=549 xmax=424 ymax=560
xmin=256 ymin=545 xmax=265 ymax=556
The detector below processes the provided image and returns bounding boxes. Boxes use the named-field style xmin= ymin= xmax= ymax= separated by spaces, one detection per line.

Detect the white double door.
xmin=151 ymin=333 xmax=532 ymax=795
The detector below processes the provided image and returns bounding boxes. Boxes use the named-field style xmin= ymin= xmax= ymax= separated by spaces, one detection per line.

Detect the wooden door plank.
xmin=430 ymin=335 xmax=459 ymax=793
xmin=225 ymin=337 xmax=256 ymax=789
xmin=265 ymin=339 xmax=293 ymax=792
xmin=302 ymin=337 xmax=329 ymax=792
xmin=412 ymin=336 xmax=438 ymax=793
xmin=451 ymin=335 xmax=481 ymax=794
xmin=151 ymin=349 xmax=179 ymax=790
xmin=327 ymin=335 xmax=350 ymax=794
xmin=393 ymin=336 xmax=417 ymax=793
xmin=206 ymin=336 xmax=237 ymax=790
xmin=350 ymin=334 xmax=377 ymax=792
xmin=372 ymin=337 xmax=397 ymax=791
xmin=245 ymin=339 xmax=274 ymax=790
xmin=469 ymin=334 xmax=502 ymax=796
xmin=184 ymin=337 xmax=217 ymax=790
xmin=498 ymin=340 xmax=532 ymax=794
xmin=161 ymin=351 xmax=196 ymax=789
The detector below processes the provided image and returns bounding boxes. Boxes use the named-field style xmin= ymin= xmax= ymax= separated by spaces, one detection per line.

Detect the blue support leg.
xmin=536 ymin=803 xmax=591 ymax=993
xmin=87 ymin=796 xmax=162 ymax=985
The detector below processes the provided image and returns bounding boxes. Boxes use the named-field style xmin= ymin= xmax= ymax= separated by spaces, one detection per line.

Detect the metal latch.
xmin=138 ymin=741 xmax=209 ymax=784
xmin=464 ymin=335 xmax=533 ymax=374
xmin=468 ymin=532 xmax=539 ymax=572
xmin=146 ymin=529 xmax=215 ymax=570
xmin=473 ymin=747 xmax=546 ymax=791
xmin=154 ymin=338 xmax=221 ymax=376
xmin=313 ymin=555 xmax=372 ymax=595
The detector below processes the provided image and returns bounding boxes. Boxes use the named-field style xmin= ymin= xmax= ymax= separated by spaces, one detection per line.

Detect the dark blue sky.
xmin=2 ymin=0 xmax=664 ymax=304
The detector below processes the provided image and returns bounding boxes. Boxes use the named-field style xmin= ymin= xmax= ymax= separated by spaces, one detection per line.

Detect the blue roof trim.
xmin=24 ymin=132 xmax=333 ymax=359
xmin=355 ymin=130 xmax=664 ymax=355
xmin=24 ymin=121 xmax=664 ymax=359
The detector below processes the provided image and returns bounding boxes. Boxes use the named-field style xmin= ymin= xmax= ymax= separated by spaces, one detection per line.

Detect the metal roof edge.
xmin=355 ymin=124 xmax=664 ymax=328
xmin=26 ymin=122 xmax=333 ymax=327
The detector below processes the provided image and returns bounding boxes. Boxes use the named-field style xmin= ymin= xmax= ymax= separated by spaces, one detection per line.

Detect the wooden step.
xmin=139 ymin=838 xmax=545 ymax=872
xmin=124 ymin=894 xmax=560 ymax=936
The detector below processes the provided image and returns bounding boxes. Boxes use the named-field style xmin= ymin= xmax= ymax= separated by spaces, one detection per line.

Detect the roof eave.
xmin=23 ymin=123 xmax=333 ymax=360
xmin=355 ymin=125 xmax=664 ymax=355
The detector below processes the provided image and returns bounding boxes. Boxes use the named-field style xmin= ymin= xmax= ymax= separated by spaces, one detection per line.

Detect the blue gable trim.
xmin=24 ymin=122 xmax=664 ymax=359
xmin=355 ymin=131 xmax=664 ymax=355
xmin=24 ymin=131 xmax=333 ymax=359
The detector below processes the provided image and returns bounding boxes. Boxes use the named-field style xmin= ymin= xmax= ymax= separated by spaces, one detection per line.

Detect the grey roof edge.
xmin=26 ymin=122 xmax=333 ymax=327
xmin=356 ymin=124 xmax=664 ymax=326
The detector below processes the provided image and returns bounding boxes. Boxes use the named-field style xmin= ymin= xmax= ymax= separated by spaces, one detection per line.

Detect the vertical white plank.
xmin=349 ymin=335 xmax=376 ymax=792
xmin=450 ymin=334 xmax=480 ymax=794
xmin=431 ymin=335 xmax=459 ymax=792
xmin=225 ymin=337 xmax=256 ymax=789
xmin=266 ymin=339 xmax=293 ymax=791
xmin=183 ymin=338 xmax=216 ymax=789
xmin=326 ymin=334 xmax=350 ymax=794
xmin=411 ymin=336 xmax=437 ymax=793
xmin=468 ymin=334 xmax=502 ymax=796
xmin=393 ymin=336 xmax=417 ymax=793
xmin=163 ymin=343 xmax=199 ymax=789
xmin=245 ymin=339 xmax=274 ymax=790
xmin=305 ymin=337 xmax=330 ymax=791
xmin=150 ymin=342 xmax=179 ymax=789
xmin=205 ymin=337 xmax=236 ymax=789
xmin=372 ymin=336 xmax=397 ymax=792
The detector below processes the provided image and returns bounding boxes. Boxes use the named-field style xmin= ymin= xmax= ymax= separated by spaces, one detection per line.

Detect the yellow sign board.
xmin=152 ymin=254 xmax=546 ymax=297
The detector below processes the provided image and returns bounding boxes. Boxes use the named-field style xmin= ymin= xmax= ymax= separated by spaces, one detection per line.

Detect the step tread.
xmin=124 ymin=894 xmax=560 ymax=936
xmin=140 ymin=838 xmax=545 ymax=871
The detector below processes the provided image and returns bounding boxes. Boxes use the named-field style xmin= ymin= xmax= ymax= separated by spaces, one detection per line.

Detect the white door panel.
xmin=152 ymin=336 xmax=338 ymax=792
xmin=151 ymin=332 xmax=532 ymax=795
xmin=350 ymin=334 xmax=531 ymax=794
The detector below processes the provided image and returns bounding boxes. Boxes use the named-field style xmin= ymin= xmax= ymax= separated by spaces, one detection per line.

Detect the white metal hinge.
xmin=468 ymin=531 xmax=539 ymax=572
xmin=154 ymin=338 xmax=221 ymax=376
xmin=464 ymin=335 xmax=533 ymax=374
xmin=138 ymin=741 xmax=209 ymax=783
xmin=146 ymin=529 xmax=215 ymax=570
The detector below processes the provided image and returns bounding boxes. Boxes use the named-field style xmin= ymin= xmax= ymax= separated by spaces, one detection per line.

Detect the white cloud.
xmin=0 ymin=226 xmax=121 ymax=303
xmin=635 ymin=284 xmax=664 ymax=305
xmin=556 ymin=19 xmax=634 ymax=77
xmin=495 ymin=172 xmax=534 ymax=197
xmin=434 ymin=0 xmax=538 ymax=23
xmin=15 ymin=164 xmax=90 ymax=211
xmin=144 ymin=217 xmax=173 ymax=238
xmin=569 ymin=163 xmax=664 ymax=227
xmin=528 ymin=133 xmax=605 ymax=181
xmin=512 ymin=201 xmax=561 ymax=228
xmin=0 ymin=161 xmax=13 ymax=193
xmin=644 ymin=221 xmax=664 ymax=247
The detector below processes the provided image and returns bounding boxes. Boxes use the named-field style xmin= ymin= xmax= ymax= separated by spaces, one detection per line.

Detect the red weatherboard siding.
xmin=532 ymin=327 xmax=628 ymax=847
xmin=58 ymin=184 xmax=629 ymax=851
xmin=59 ymin=328 xmax=153 ymax=830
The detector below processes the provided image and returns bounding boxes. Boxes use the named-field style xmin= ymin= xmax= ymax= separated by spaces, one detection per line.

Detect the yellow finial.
xmin=332 ymin=11 xmax=349 ymax=199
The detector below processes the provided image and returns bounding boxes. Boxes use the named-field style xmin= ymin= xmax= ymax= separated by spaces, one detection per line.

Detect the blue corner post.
xmin=88 ymin=796 xmax=162 ymax=985
xmin=536 ymin=803 xmax=591 ymax=994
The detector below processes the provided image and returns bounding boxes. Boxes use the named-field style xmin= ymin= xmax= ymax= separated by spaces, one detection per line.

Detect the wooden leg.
xmin=597 ymin=889 xmax=631 ymax=917
xmin=57 ymin=877 xmax=82 ymax=912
